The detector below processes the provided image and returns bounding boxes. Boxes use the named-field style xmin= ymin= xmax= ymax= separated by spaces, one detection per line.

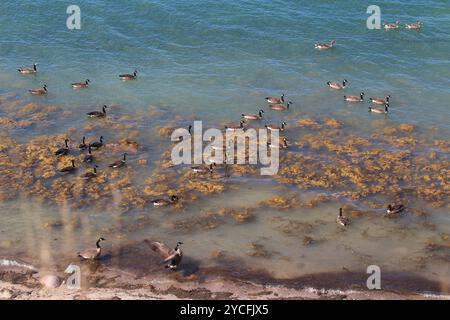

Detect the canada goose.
xmin=265 ymin=121 xmax=287 ymax=131
xmin=336 ymin=208 xmax=349 ymax=226
xmin=225 ymin=120 xmax=245 ymax=131
xmin=59 ymin=160 xmax=77 ymax=174
xmin=242 ymin=110 xmax=264 ymax=120
xmin=83 ymin=166 xmax=98 ymax=180
xmin=370 ymin=95 xmax=390 ymax=105
xmin=29 ymin=84 xmax=47 ymax=95
xmin=90 ymin=136 xmax=104 ymax=150
xmin=109 ymin=153 xmax=127 ymax=168
xmin=315 ymin=40 xmax=336 ymax=50
xmin=151 ymin=241 xmax=183 ymax=270
xmin=344 ymin=92 xmax=364 ymax=102
xmin=191 ymin=163 xmax=215 ymax=174
xmin=151 ymin=195 xmax=179 ymax=207
xmin=87 ymin=105 xmax=107 ymax=118
xmin=119 ymin=70 xmax=138 ymax=81
xmin=265 ymin=94 xmax=285 ymax=104
xmin=384 ymin=21 xmax=400 ymax=30
xmin=405 ymin=21 xmax=422 ymax=30
xmin=78 ymin=137 xmax=87 ymax=150
xmin=18 ymin=63 xmax=38 ymax=74
xmin=77 ymin=237 xmax=105 ymax=260
xmin=83 ymin=145 xmax=94 ymax=163
xmin=175 ymin=125 xmax=193 ymax=142
xmin=327 ymin=80 xmax=348 ymax=90
xmin=72 ymin=79 xmax=90 ymax=89
xmin=369 ymin=104 xmax=389 ymax=114
xmin=270 ymin=101 xmax=292 ymax=111
xmin=268 ymin=137 xmax=289 ymax=149
xmin=55 ymin=139 xmax=70 ymax=157
xmin=386 ymin=204 xmax=406 ymax=216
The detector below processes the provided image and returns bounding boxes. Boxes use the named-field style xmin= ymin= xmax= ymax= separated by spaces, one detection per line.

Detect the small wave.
xmin=0 ymin=258 xmax=37 ymax=271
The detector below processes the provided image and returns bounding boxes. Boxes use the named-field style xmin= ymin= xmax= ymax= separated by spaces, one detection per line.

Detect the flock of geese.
xmin=14 ymin=25 xmax=417 ymax=270
xmin=17 ymin=65 xmax=185 ymax=269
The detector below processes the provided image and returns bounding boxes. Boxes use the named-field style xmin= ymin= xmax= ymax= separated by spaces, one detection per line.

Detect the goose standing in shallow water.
xmin=369 ymin=104 xmax=389 ymax=114
xmin=72 ymin=79 xmax=90 ymax=89
xmin=384 ymin=21 xmax=400 ymax=30
xmin=90 ymin=136 xmax=104 ymax=150
xmin=265 ymin=121 xmax=287 ymax=131
xmin=55 ymin=139 xmax=70 ymax=157
xmin=344 ymin=92 xmax=364 ymax=102
xmin=242 ymin=110 xmax=264 ymax=120
xmin=78 ymin=237 xmax=105 ymax=260
xmin=336 ymin=208 xmax=349 ymax=226
xmin=151 ymin=241 xmax=183 ymax=270
xmin=59 ymin=160 xmax=77 ymax=174
xmin=87 ymin=105 xmax=107 ymax=118
xmin=18 ymin=63 xmax=38 ymax=74
xmin=370 ymin=95 xmax=390 ymax=105
xmin=83 ymin=166 xmax=98 ymax=180
xmin=327 ymin=80 xmax=347 ymax=90
xmin=78 ymin=137 xmax=87 ymax=150
xmin=151 ymin=195 xmax=179 ymax=207
xmin=315 ymin=40 xmax=336 ymax=50
xmin=29 ymin=84 xmax=47 ymax=95
xmin=270 ymin=101 xmax=292 ymax=111
xmin=386 ymin=204 xmax=406 ymax=216
xmin=83 ymin=146 xmax=94 ymax=163
xmin=109 ymin=153 xmax=127 ymax=168
xmin=265 ymin=93 xmax=285 ymax=104
xmin=119 ymin=70 xmax=138 ymax=81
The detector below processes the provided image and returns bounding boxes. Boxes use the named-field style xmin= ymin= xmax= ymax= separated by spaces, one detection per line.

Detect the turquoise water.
xmin=0 ymin=1 xmax=449 ymax=132
xmin=0 ymin=1 xmax=449 ymax=292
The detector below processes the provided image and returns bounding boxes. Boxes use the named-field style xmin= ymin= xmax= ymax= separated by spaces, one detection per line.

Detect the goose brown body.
xmin=151 ymin=241 xmax=183 ymax=270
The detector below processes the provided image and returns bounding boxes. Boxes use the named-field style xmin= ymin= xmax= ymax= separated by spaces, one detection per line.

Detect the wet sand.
xmin=1 ymin=239 xmax=449 ymax=300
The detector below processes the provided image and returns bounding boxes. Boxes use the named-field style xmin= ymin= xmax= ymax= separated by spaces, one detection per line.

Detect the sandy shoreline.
xmin=1 ymin=257 xmax=449 ymax=300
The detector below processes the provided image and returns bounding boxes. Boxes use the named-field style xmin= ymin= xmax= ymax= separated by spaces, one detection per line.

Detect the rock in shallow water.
xmin=39 ymin=274 xmax=61 ymax=289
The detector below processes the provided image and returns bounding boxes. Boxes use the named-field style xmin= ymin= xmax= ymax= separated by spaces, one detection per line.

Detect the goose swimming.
xmin=315 ymin=40 xmax=336 ymax=50
xmin=18 ymin=63 xmax=38 ymax=74
xmin=265 ymin=93 xmax=285 ymax=104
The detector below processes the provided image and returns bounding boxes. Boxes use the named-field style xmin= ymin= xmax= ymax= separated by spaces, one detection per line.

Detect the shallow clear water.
xmin=0 ymin=1 xmax=449 ymax=291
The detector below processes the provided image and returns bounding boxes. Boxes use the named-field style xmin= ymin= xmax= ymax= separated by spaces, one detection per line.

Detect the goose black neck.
xmin=96 ymin=240 xmax=101 ymax=248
